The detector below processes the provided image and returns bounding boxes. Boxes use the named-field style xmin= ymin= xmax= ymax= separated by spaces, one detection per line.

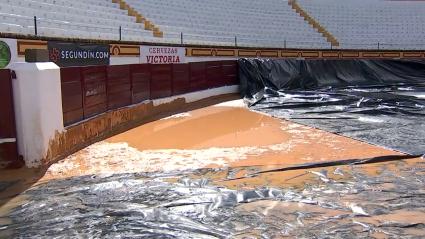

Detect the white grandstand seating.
xmin=0 ymin=0 xmax=157 ymax=41
xmin=125 ymin=0 xmax=330 ymax=48
xmin=0 ymin=0 xmax=330 ymax=48
xmin=0 ymin=0 xmax=423 ymax=50
xmin=297 ymin=0 xmax=425 ymax=50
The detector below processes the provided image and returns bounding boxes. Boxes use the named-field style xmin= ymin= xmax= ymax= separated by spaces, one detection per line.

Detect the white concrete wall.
xmin=152 ymin=85 xmax=240 ymax=106
xmin=10 ymin=62 xmax=64 ymax=167
xmin=186 ymin=56 xmax=238 ymax=62
xmin=110 ymin=56 xmax=140 ymax=65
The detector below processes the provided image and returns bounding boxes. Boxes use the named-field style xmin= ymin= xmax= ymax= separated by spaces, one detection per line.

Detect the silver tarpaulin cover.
xmin=239 ymin=58 xmax=425 ymax=155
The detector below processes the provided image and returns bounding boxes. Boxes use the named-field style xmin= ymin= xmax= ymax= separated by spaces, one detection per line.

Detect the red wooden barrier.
xmin=206 ymin=61 xmax=223 ymax=88
xmin=0 ymin=69 xmax=24 ymax=168
xmin=81 ymin=66 xmax=107 ymax=118
xmin=151 ymin=64 xmax=172 ymax=99
xmin=222 ymin=60 xmax=238 ymax=85
xmin=107 ymin=65 xmax=131 ymax=110
xmin=172 ymin=64 xmax=190 ymax=95
xmin=189 ymin=62 xmax=207 ymax=91
xmin=130 ymin=64 xmax=151 ymax=104
xmin=60 ymin=60 xmax=238 ymax=126
xmin=60 ymin=67 xmax=84 ymax=125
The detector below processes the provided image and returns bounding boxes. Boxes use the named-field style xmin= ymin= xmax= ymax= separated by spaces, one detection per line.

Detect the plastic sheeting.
xmin=1 ymin=156 xmax=424 ymax=238
xmin=239 ymin=59 xmax=425 ymax=155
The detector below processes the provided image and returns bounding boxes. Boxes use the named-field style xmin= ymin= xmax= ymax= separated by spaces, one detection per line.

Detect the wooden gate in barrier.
xmin=0 ymin=69 xmax=23 ymax=169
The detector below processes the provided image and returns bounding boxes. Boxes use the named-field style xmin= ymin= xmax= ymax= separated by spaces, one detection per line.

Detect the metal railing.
xmin=6 ymin=15 xmax=425 ymax=51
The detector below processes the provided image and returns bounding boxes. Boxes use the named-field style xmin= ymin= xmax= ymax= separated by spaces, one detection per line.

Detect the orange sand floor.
xmin=41 ymin=101 xmax=400 ymax=179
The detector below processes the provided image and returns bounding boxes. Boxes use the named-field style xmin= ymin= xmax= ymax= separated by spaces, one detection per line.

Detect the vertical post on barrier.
xmin=235 ymin=36 xmax=237 ymax=47
xmin=378 ymin=42 xmax=380 ymax=50
xmin=180 ymin=32 xmax=183 ymax=45
xmin=34 ymin=16 xmax=38 ymax=36
xmin=284 ymin=39 xmax=286 ymax=49
xmin=119 ymin=26 xmax=122 ymax=41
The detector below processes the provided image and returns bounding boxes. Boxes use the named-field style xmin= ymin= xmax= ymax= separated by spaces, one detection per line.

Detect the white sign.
xmin=0 ymin=38 xmax=17 ymax=69
xmin=140 ymin=45 xmax=186 ymax=64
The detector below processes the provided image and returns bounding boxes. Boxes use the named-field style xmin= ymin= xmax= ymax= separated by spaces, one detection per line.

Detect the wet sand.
xmin=0 ymin=100 xmax=414 ymax=199
xmin=41 ymin=102 xmax=399 ymax=179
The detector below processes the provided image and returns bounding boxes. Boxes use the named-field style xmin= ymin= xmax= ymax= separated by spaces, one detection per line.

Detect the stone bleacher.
xmin=0 ymin=0 xmax=424 ymax=50
xmin=297 ymin=0 xmax=425 ymax=50
xmin=0 ymin=0 xmax=157 ymax=42
xmin=125 ymin=0 xmax=330 ymax=48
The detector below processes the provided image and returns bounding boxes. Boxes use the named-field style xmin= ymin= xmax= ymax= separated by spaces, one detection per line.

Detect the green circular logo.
xmin=0 ymin=40 xmax=11 ymax=69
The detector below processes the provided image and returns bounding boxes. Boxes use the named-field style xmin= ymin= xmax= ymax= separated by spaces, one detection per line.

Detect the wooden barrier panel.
xmin=60 ymin=67 xmax=83 ymax=126
xmin=130 ymin=64 xmax=151 ymax=104
xmin=206 ymin=61 xmax=223 ymax=88
xmin=60 ymin=60 xmax=238 ymax=126
xmin=81 ymin=66 xmax=107 ymax=118
xmin=189 ymin=62 xmax=207 ymax=91
xmin=172 ymin=64 xmax=190 ymax=95
xmin=107 ymin=65 xmax=131 ymax=110
xmin=151 ymin=64 xmax=173 ymax=99
xmin=0 ymin=69 xmax=24 ymax=168
xmin=222 ymin=60 xmax=238 ymax=85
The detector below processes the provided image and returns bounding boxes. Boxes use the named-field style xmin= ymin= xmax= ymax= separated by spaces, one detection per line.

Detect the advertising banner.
xmin=0 ymin=38 xmax=17 ymax=69
xmin=140 ymin=45 xmax=185 ymax=64
xmin=48 ymin=41 xmax=110 ymax=67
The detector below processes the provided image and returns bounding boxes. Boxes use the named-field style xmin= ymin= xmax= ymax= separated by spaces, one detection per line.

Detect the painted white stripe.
xmin=0 ymin=138 xmax=16 ymax=144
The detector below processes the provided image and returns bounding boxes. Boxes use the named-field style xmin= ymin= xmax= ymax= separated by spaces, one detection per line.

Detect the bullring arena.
xmin=0 ymin=0 xmax=425 ymax=238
